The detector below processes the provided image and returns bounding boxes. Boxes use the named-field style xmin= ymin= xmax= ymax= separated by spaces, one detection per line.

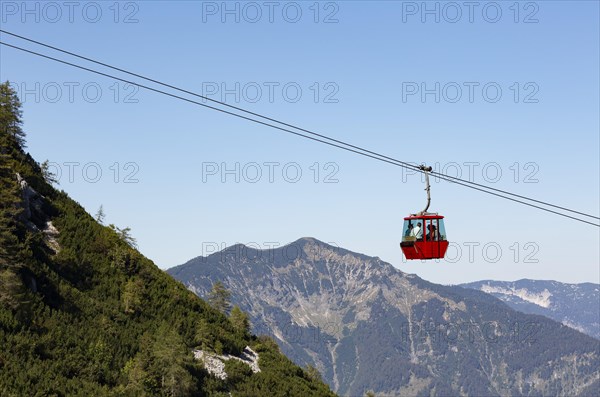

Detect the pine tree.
xmin=109 ymin=224 xmax=137 ymax=248
xmin=0 ymin=157 xmax=21 ymax=262
xmin=95 ymin=205 xmax=105 ymax=224
xmin=0 ymin=266 xmax=26 ymax=310
xmin=151 ymin=326 xmax=196 ymax=396
xmin=40 ymin=160 xmax=59 ymax=185
xmin=230 ymin=305 xmax=250 ymax=334
xmin=122 ymin=279 xmax=143 ymax=314
xmin=208 ymin=281 xmax=231 ymax=314
xmin=0 ymin=82 xmax=26 ymax=148
xmin=0 ymin=82 xmax=24 ymax=263
xmin=194 ymin=319 xmax=213 ymax=350
xmin=304 ymin=364 xmax=323 ymax=383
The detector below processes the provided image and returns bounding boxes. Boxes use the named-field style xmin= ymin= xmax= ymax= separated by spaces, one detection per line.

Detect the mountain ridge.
xmin=175 ymin=237 xmax=379 ymax=269
xmin=460 ymin=279 xmax=600 ymax=339
xmin=169 ymin=237 xmax=600 ymax=396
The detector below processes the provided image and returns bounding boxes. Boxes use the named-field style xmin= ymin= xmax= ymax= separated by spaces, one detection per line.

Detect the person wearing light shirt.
xmin=411 ymin=222 xmax=422 ymax=240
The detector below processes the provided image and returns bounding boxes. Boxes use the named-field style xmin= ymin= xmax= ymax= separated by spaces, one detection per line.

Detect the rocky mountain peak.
xmin=169 ymin=240 xmax=600 ymax=397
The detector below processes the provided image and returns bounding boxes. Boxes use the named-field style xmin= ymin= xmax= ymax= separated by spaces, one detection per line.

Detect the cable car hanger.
xmin=412 ymin=165 xmax=434 ymax=217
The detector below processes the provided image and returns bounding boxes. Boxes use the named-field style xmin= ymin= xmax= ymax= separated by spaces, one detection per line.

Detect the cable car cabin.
xmin=400 ymin=215 xmax=448 ymax=260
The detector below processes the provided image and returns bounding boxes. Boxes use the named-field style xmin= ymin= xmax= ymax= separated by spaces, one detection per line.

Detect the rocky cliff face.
xmin=460 ymin=279 xmax=600 ymax=339
xmin=168 ymin=238 xmax=600 ymax=396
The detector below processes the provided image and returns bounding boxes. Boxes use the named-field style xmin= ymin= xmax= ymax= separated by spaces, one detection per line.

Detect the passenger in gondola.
xmin=405 ymin=222 xmax=413 ymax=237
xmin=427 ymin=224 xmax=437 ymax=241
xmin=412 ymin=222 xmax=422 ymax=241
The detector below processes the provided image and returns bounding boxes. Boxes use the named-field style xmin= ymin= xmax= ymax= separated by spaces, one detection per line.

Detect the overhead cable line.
xmin=1 ymin=29 xmax=597 ymax=222
xmin=0 ymin=39 xmax=598 ymax=227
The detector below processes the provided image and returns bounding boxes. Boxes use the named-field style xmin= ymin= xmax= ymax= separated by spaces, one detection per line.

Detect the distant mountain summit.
xmin=460 ymin=279 xmax=600 ymax=339
xmin=169 ymin=238 xmax=600 ymax=397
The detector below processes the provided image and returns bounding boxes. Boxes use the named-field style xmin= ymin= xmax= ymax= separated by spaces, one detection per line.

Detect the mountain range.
xmin=460 ymin=279 xmax=599 ymax=339
xmin=169 ymin=238 xmax=600 ymax=397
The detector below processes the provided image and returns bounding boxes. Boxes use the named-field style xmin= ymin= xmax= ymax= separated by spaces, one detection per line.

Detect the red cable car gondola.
xmin=400 ymin=165 xmax=449 ymax=260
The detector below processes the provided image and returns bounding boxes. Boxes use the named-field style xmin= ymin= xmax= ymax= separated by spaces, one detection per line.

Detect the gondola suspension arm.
xmin=414 ymin=165 xmax=433 ymax=216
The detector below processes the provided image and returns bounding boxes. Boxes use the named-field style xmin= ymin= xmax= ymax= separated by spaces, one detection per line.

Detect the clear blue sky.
xmin=1 ymin=0 xmax=598 ymax=285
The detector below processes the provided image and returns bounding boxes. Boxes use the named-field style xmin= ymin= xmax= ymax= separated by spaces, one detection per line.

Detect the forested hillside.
xmin=0 ymin=82 xmax=336 ymax=397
